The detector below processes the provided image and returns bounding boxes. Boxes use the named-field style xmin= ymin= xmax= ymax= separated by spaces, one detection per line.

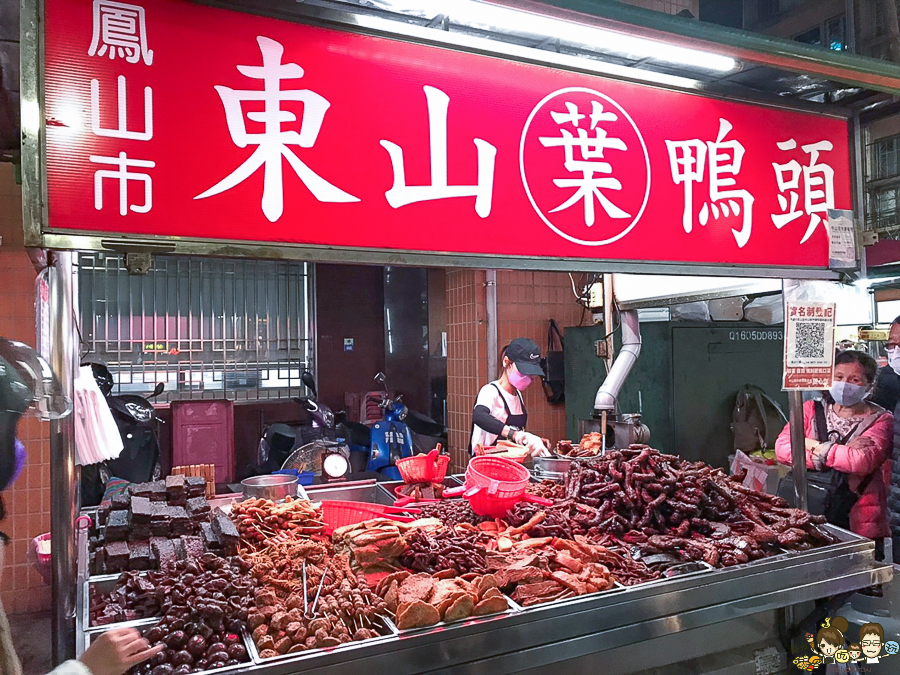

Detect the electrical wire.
xmin=568 ymin=272 xmax=582 ymax=301
xmin=599 ymin=298 xmax=621 ymax=343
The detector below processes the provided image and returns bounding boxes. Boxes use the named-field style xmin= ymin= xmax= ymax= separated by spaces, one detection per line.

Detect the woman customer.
xmin=775 ymin=350 xmax=893 ymax=545
xmin=470 ymin=338 xmax=549 ymax=457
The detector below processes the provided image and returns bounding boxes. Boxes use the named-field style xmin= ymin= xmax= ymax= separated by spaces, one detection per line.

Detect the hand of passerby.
xmin=811 ymin=443 xmax=831 ymax=470
xmin=79 ymin=627 xmax=162 ymax=675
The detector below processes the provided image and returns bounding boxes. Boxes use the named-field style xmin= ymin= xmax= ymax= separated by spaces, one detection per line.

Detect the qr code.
xmin=795 ymin=321 xmax=825 ymax=359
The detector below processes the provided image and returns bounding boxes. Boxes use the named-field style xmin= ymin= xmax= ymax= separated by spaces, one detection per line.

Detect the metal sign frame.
xmin=21 ymin=0 xmax=879 ymax=279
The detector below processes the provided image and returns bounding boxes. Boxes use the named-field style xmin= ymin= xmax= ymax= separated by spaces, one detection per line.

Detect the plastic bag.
xmin=670 ymin=301 xmax=710 ymax=322
xmin=744 ymin=295 xmax=783 ymax=325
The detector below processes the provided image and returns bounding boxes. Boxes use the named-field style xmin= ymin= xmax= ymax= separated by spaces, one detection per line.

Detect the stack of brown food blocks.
xmin=95 ymin=477 xmax=225 ymax=573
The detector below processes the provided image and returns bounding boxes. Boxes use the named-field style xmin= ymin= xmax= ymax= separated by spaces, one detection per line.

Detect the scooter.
xmin=81 ymin=363 xmax=165 ymax=506
xmin=294 ymin=371 xmax=336 ymax=444
xmin=257 ymin=370 xmax=338 ymax=474
xmin=340 ymin=373 xmax=447 ymax=481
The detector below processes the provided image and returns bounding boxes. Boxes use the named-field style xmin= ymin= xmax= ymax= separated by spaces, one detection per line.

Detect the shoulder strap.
xmin=856 ymin=471 xmax=877 ymax=498
xmin=548 ymin=320 xmax=564 ymax=350
xmin=490 ymin=383 xmax=513 ymax=418
xmin=814 ymin=400 xmax=829 ymax=443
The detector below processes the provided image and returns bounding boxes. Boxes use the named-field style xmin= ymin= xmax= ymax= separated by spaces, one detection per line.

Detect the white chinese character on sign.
xmin=88 ymin=0 xmax=154 ymax=66
xmin=666 ymin=118 xmax=754 ymax=248
xmin=90 ymin=152 xmax=155 ymax=216
xmin=538 ymin=100 xmax=629 ymax=226
xmin=380 ymin=86 xmax=496 ymax=218
xmin=772 ymin=139 xmax=835 ymax=244
xmin=91 ymin=76 xmax=152 ymax=141
xmin=195 ymin=36 xmax=359 ymax=223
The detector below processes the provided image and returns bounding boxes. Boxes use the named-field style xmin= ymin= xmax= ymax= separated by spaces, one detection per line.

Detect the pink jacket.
xmin=775 ymin=400 xmax=893 ymax=539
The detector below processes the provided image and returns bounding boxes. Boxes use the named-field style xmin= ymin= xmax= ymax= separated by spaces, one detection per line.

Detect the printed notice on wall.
xmin=783 ymin=301 xmax=836 ymax=390
xmin=827 ymin=209 xmax=857 ymax=269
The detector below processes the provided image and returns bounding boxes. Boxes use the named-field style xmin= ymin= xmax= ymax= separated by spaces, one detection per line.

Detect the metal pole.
xmin=603 ymin=274 xmax=614 ymax=372
xmin=788 ymin=389 xmax=808 ymax=511
xmin=49 ymin=250 xmax=78 ymax=664
xmin=485 ymin=270 xmax=498 ymax=377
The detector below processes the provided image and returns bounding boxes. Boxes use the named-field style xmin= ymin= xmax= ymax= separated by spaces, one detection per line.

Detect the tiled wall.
xmin=0 ymin=162 xmax=52 ymax=614
xmin=496 ymin=271 xmax=584 ymax=446
xmin=446 ymin=269 xmax=585 ymax=472
xmin=446 ymin=270 xmax=488 ymax=472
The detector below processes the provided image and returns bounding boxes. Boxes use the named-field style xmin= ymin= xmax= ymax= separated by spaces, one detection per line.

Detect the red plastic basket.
xmin=320 ymin=500 xmax=416 ymax=535
xmin=395 ymin=450 xmax=450 ymax=484
xmin=465 ymin=456 xmax=530 ymax=499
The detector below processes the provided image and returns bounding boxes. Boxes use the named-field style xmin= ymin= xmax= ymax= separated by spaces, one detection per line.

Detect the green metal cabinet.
xmin=565 ymin=322 xmax=786 ymax=470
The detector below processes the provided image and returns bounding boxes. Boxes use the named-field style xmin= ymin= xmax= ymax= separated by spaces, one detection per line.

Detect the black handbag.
xmin=776 ymin=401 xmax=870 ymax=530
xmin=541 ymin=320 xmax=565 ymax=404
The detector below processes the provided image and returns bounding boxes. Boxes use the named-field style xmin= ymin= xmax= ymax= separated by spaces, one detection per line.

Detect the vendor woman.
xmin=470 ymin=338 xmax=550 ymax=457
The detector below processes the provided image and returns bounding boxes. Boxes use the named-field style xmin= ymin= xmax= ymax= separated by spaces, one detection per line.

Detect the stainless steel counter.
xmin=79 ymin=487 xmax=892 ymax=674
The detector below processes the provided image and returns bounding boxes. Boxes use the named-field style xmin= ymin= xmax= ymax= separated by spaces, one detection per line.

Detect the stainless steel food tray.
xmin=81 ymin=619 xmax=255 ymax=673
xmin=375 ymin=476 xmax=463 ymax=504
xmin=84 ymin=572 xmax=159 ymax=632
xmin=245 ymin=614 xmax=397 ymax=666
xmin=305 ymin=479 xmax=395 ymax=506
xmin=388 ymin=593 xmax=520 ymax=635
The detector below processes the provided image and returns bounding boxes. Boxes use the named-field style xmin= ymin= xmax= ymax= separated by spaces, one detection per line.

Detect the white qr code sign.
xmin=783 ymin=301 xmax=836 ymax=390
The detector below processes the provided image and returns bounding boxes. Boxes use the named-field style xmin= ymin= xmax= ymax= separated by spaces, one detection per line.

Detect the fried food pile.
xmin=376 ymin=571 xmax=510 ymax=629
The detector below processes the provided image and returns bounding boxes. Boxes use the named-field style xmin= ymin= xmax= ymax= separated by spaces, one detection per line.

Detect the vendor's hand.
xmin=519 ymin=432 xmax=549 ymax=457
xmin=79 ymin=627 xmax=162 ymax=675
xmin=805 ymin=438 xmax=820 ymax=451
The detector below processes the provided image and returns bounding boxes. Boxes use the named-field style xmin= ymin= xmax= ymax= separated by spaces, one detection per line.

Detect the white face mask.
xmin=888 ymin=346 xmax=900 ymax=376
xmin=830 ymin=381 xmax=869 ymax=407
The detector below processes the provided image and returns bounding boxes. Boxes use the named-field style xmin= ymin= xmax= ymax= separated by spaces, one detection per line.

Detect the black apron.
xmin=469 ymin=383 xmax=528 ymax=454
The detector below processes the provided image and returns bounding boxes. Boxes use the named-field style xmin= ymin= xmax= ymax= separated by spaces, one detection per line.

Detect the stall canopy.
xmin=24 ymin=0 xmax=898 ymax=278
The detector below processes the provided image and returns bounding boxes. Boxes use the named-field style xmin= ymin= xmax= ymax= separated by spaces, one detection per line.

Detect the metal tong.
xmin=303 ymin=558 xmax=328 ymax=620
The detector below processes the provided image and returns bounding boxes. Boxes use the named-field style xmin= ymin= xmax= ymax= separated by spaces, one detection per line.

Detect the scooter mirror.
xmin=300 ymin=371 xmax=317 ymax=398
xmin=150 ymin=382 xmax=165 ymax=398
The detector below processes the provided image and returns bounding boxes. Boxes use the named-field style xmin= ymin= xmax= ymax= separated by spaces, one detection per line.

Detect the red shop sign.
xmin=43 ymin=0 xmax=852 ymax=268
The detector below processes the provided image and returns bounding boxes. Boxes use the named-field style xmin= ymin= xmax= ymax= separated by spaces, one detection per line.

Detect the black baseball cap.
xmin=505 ymin=338 xmax=544 ymax=377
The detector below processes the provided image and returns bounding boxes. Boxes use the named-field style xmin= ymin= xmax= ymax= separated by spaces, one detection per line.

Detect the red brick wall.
xmin=446 ymin=269 xmax=584 ymax=472
xmin=0 ymin=163 xmax=52 ymax=614
xmin=496 ymin=270 xmax=584 ymax=447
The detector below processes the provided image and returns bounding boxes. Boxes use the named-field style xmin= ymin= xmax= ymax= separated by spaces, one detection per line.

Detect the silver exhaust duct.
xmin=593 ymin=310 xmax=641 ymax=414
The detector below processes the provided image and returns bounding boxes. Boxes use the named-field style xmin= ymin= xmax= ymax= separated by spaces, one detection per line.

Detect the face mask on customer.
xmin=888 ymin=347 xmax=900 ymax=376
xmin=830 ymin=381 xmax=868 ymax=407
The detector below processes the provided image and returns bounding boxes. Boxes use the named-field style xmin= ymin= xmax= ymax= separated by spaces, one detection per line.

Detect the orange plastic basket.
xmin=396 ymin=453 xmax=450 ymax=484
xmin=320 ymin=500 xmax=416 ymax=535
